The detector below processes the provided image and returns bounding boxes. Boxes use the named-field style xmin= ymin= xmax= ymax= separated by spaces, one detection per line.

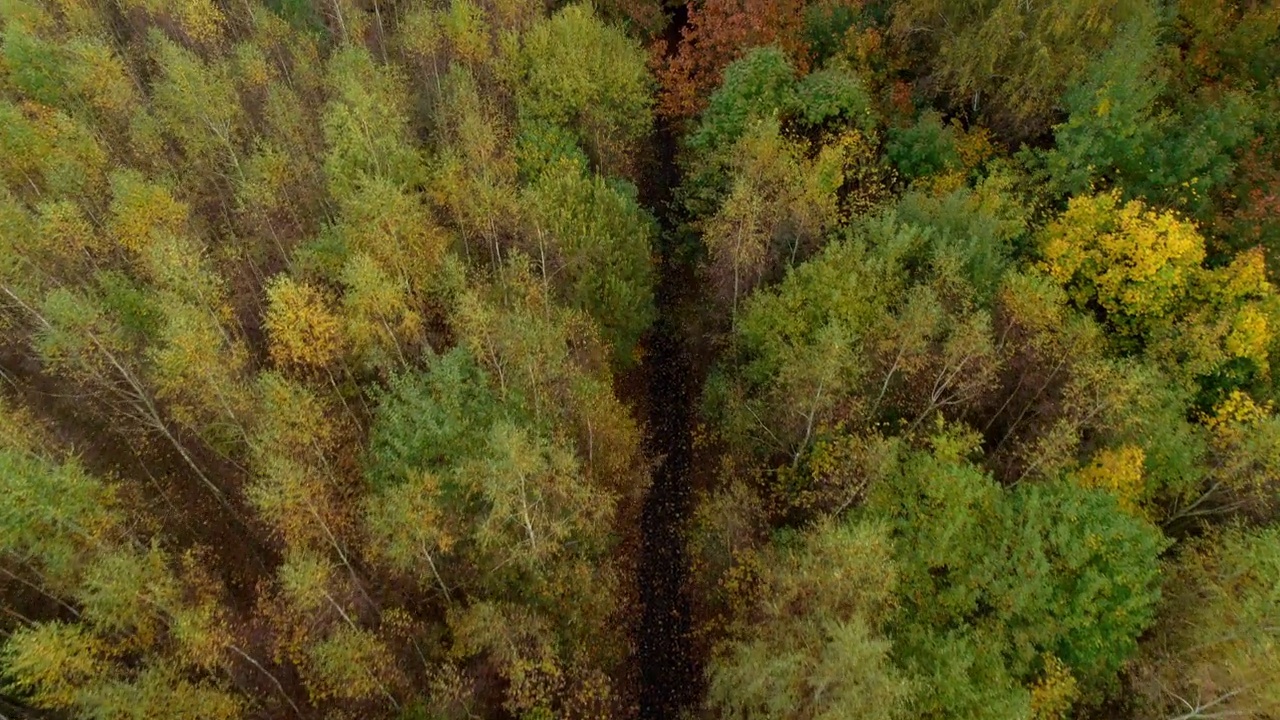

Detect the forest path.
xmin=633 ymin=4 xmax=704 ymax=717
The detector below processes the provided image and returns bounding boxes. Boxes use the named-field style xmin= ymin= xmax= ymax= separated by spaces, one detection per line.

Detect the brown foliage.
xmin=653 ymin=0 xmax=813 ymax=120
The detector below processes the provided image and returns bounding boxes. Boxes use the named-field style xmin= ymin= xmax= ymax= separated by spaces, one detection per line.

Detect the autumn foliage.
xmin=2 ymin=0 xmax=1280 ymax=719
xmin=654 ymin=0 xmax=817 ymax=119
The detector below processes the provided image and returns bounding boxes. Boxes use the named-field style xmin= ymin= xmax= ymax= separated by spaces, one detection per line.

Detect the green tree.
xmin=889 ymin=0 xmax=1158 ymax=138
xmin=511 ymin=3 xmax=652 ymax=177
xmin=1043 ymin=15 xmax=1255 ymax=222
xmin=869 ymin=432 xmax=1166 ymax=715
xmin=523 ymin=157 xmax=655 ymax=364
xmin=147 ymin=33 xmax=247 ymax=201
xmin=1134 ymin=525 xmax=1280 ymax=719
xmin=321 ymin=45 xmax=425 ymax=205
xmin=706 ymin=519 xmax=913 ymax=719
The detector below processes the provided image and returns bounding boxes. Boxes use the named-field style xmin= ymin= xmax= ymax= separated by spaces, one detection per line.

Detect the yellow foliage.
xmin=48 ymin=0 xmax=102 ymax=33
xmin=1218 ymin=247 xmax=1270 ymax=300
xmin=176 ymin=0 xmax=226 ymax=44
xmin=1 ymin=0 xmax=55 ymax=31
xmin=120 ymin=0 xmax=225 ymax=43
xmin=444 ymin=0 xmax=493 ymax=66
xmin=1040 ymin=192 xmax=1233 ymax=356
xmin=1042 ymin=192 xmax=1204 ymax=321
xmin=264 ymin=276 xmax=342 ymax=371
xmin=0 ymin=396 xmax=47 ymax=454
xmin=69 ymin=41 xmax=139 ymax=119
xmin=720 ymin=552 xmax=763 ymax=621
xmin=953 ymin=121 xmax=997 ymax=171
xmin=1214 ymin=249 xmax=1276 ymax=369
xmin=108 ymin=173 xmax=189 ymax=255
xmin=810 ymin=128 xmax=888 ymax=219
xmin=1205 ymin=390 xmax=1271 ymax=442
xmin=305 ymin=626 xmax=398 ymax=703
xmin=3 ymin=623 xmax=109 ymax=710
xmin=1077 ymin=445 xmax=1147 ymax=516
xmin=21 ymin=103 xmax=108 ymax=198
xmin=169 ymin=598 xmax=231 ymax=672
xmin=234 ymin=44 xmax=272 ymax=90
xmin=397 ymin=8 xmax=444 ymax=60
xmin=1030 ymin=656 xmax=1078 ymax=720
xmin=36 ymin=200 xmax=104 ymax=264
xmin=919 ymin=168 xmax=967 ymax=194
xmin=249 ymin=455 xmax=339 ymax=551
xmin=340 ymin=253 xmax=424 ymax=371
xmin=1225 ymin=304 xmax=1272 ymax=364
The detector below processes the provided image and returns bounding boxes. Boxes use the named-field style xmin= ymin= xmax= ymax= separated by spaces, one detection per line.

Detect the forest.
xmin=0 ymin=0 xmax=1277 ymax=718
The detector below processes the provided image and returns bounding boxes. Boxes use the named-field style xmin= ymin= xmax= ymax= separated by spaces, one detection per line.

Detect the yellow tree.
xmin=0 ymin=406 xmax=246 ymax=720
xmin=264 ymin=275 xmax=342 ymax=373
xmin=1040 ymin=192 xmax=1280 ymax=388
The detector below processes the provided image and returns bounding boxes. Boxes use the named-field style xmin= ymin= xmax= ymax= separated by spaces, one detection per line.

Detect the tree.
xmin=248 ymin=371 xmax=359 ymax=572
xmin=362 ymin=334 xmax=630 ymax=714
xmin=1042 ymin=14 xmax=1255 ymax=223
xmin=264 ymin=275 xmax=342 ymax=372
xmin=364 ymin=346 xmax=616 ymax=599
xmin=1163 ymin=390 xmax=1280 ymax=524
xmin=1039 ymin=192 xmax=1280 ymax=391
xmin=0 ymin=446 xmax=118 ymax=596
xmin=511 ymin=3 xmax=653 ymax=177
xmin=147 ymin=33 xmax=247 ymax=203
xmin=321 ymin=45 xmax=425 ymax=205
xmin=711 ymin=236 xmax=887 ymax=460
xmin=656 ymin=0 xmax=810 ymax=120
xmin=868 ymin=433 xmax=1166 ymax=715
xmin=522 ymin=157 xmax=656 ymax=364
xmin=338 ymin=251 xmax=425 ymax=374
xmin=700 ymin=116 xmax=849 ymax=320
xmin=706 ymin=518 xmax=913 ymax=719
xmin=1133 ymin=525 xmax=1280 ymax=719
xmin=682 ymin=49 xmax=884 ymax=279
xmin=107 ymin=170 xmax=189 ymax=257
xmin=892 ymin=168 xmax=1029 ymax=300
xmin=0 ymin=100 xmax=107 ymax=206
xmin=330 ymin=175 xmax=451 ymax=292
xmin=0 ymin=435 xmax=243 ymax=720
xmin=429 ymin=65 xmax=523 ymax=266
xmin=711 ymin=214 xmax=1000 ymax=471
xmin=29 ymin=287 xmax=229 ymax=503
xmin=889 ymin=0 xmax=1158 ymax=139
xmin=116 ymin=0 xmax=229 ymax=47
xmin=267 ymin=551 xmax=401 ymax=708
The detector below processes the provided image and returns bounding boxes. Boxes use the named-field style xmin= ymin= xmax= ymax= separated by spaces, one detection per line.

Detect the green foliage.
xmin=322 ymin=46 xmax=425 ymax=203
xmin=366 ymin=349 xmax=502 ymax=490
xmin=0 ymin=0 xmax=1277 ymax=717
xmin=1044 ymin=16 xmax=1256 ymax=221
xmin=512 ymin=3 xmax=652 ymax=176
xmin=1 ymin=21 xmax=69 ymax=107
xmin=790 ymin=67 xmax=876 ymax=131
xmin=886 ymin=112 xmax=960 ymax=181
xmin=869 ymin=440 xmax=1166 ymax=711
xmin=892 ymin=170 xmax=1029 ymax=298
xmin=707 ymin=519 xmax=912 ymax=719
xmin=686 ymin=47 xmax=797 ymax=157
xmin=889 ymin=0 xmax=1160 ymax=137
xmin=711 ymin=236 xmax=896 ymax=458
xmin=0 ymin=448 xmax=117 ymax=592
xmin=991 ymin=481 xmax=1166 ymax=686
xmin=523 ymin=158 xmax=656 ymax=364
